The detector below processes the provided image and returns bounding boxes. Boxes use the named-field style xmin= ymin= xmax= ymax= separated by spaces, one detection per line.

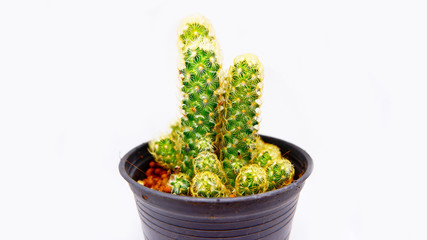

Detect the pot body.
xmin=119 ymin=135 xmax=313 ymax=240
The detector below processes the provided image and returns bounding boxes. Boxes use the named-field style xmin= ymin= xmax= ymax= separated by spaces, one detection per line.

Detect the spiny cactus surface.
xmin=191 ymin=171 xmax=229 ymax=198
xmin=252 ymin=138 xmax=281 ymax=160
xmin=251 ymin=143 xmax=281 ymax=168
xmin=177 ymin=16 xmax=223 ymax=179
xmin=221 ymin=54 xmax=264 ymax=185
xmin=178 ymin=15 xmax=216 ymax=51
xmin=148 ymin=122 xmax=182 ymax=171
xmin=193 ymin=151 xmax=227 ymax=185
xmin=265 ymin=158 xmax=295 ymax=190
xmin=168 ymin=173 xmax=191 ymax=195
xmin=195 ymin=135 xmax=215 ymax=153
xmin=252 ymin=151 xmax=273 ymax=168
xmin=222 ymin=157 xmax=246 ymax=188
xmin=235 ymin=164 xmax=268 ymax=196
xmin=179 ymin=38 xmax=222 ymax=178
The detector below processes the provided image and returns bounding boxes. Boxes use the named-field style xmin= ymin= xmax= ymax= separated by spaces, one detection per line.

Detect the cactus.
xmin=195 ymin=135 xmax=215 ymax=153
xmin=222 ymin=157 xmax=246 ymax=187
xmin=168 ymin=173 xmax=191 ymax=195
xmin=252 ymin=138 xmax=295 ymax=190
xmin=251 ymin=142 xmax=282 ymax=168
xmin=252 ymin=137 xmax=281 ymax=159
xmin=265 ymin=158 xmax=295 ymax=191
xmin=148 ymin=121 xmax=182 ymax=171
xmin=193 ymin=151 xmax=227 ymax=185
xmin=177 ymin=15 xmax=216 ymax=52
xmin=178 ymin=37 xmax=222 ymax=177
xmin=145 ymin=15 xmax=298 ymax=198
xmin=220 ymin=54 xmax=264 ymax=185
xmin=235 ymin=164 xmax=268 ymax=196
xmin=190 ymin=171 xmax=229 ymax=198
xmin=252 ymin=151 xmax=273 ymax=168
xmin=176 ymin=16 xmax=223 ymax=179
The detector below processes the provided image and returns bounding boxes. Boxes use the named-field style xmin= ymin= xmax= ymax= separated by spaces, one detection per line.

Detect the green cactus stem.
xmin=265 ymin=158 xmax=295 ymax=191
xmin=193 ymin=151 xmax=227 ymax=185
xmin=178 ymin=37 xmax=222 ymax=178
xmin=195 ymin=135 xmax=215 ymax=153
xmin=252 ymin=151 xmax=273 ymax=168
xmin=177 ymin=15 xmax=216 ymax=52
xmin=148 ymin=121 xmax=182 ymax=171
xmin=251 ymin=142 xmax=282 ymax=168
xmin=175 ymin=16 xmax=226 ymax=158
xmin=235 ymin=164 xmax=268 ymax=196
xmin=252 ymin=136 xmax=281 ymax=157
xmin=221 ymin=54 xmax=264 ymax=185
xmin=190 ymin=171 xmax=229 ymax=198
xmin=168 ymin=173 xmax=191 ymax=195
xmin=222 ymin=157 xmax=246 ymax=188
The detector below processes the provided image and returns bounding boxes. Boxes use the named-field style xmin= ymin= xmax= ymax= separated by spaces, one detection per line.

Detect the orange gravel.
xmin=137 ymin=161 xmax=172 ymax=193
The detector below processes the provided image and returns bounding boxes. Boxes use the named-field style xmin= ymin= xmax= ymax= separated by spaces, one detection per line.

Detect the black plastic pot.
xmin=119 ymin=135 xmax=313 ymax=240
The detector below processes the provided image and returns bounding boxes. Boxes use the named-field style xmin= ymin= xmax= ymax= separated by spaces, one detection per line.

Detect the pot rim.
xmin=119 ymin=135 xmax=313 ymax=204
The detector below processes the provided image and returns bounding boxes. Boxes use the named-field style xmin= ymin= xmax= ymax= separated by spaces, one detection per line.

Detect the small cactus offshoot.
xmin=222 ymin=156 xmax=246 ymax=187
xmin=251 ymin=136 xmax=282 ymax=167
xmin=148 ymin=127 xmax=182 ymax=171
xmin=168 ymin=173 xmax=191 ymax=195
xmin=252 ymin=146 xmax=281 ymax=168
xmin=191 ymin=171 xmax=229 ymax=198
xmin=265 ymin=158 xmax=295 ymax=190
xmin=252 ymin=151 xmax=272 ymax=168
xmin=193 ymin=151 xmax=227 ymax=185
xmin=144 ymin=15 xmax=296 ymax=198
xmin=235 ymin=164 xmax=268 ymax=196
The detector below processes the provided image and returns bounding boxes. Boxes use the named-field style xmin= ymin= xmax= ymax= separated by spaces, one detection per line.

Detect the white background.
xmin=1 ymin=0 xmax=426 ymax=239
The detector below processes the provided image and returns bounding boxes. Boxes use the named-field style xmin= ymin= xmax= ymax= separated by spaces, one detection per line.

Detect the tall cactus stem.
xmin=178 ymin=37 xmax=222 ymax=177
xmin=176 ymin=16 xmax=223 ymax=178
xmin=221 ymin=54 xmax=264 ymax=185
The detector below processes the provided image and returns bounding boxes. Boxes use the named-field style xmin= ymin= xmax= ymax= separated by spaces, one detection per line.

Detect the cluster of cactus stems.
xmin=147 ymin=15 xmax=295 ymax=197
